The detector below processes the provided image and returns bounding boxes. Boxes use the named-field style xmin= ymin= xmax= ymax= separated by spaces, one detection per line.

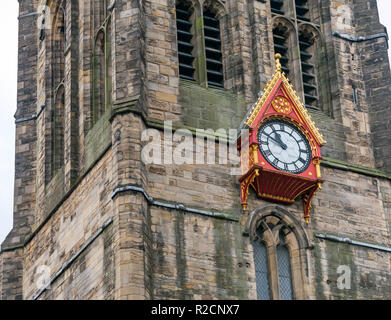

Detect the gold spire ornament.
xmin=275 ymin=53 xmax=282 ymax=74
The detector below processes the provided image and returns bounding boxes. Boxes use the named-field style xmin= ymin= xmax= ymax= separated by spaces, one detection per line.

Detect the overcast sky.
xmin=1 ymin=1 xmax=391 ymax=244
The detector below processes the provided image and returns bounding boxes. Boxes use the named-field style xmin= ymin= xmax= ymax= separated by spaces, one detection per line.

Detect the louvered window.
xmin=299 ymin=33 xmax=318 ymax=109
xmin=271 ymin=0 xmax=284 ymax=15
xmin=273 ymin=27 xmax=289 ymax=75
xmin=175 ymin=4 xmax=225 ymax=88
xmin=176 ymin=3 xmax=195 ymax=81
xmin=270 ymin=0 xmax=320 ymax=110
xmin=295 ymin=0 xmax=310 ymax=22
xmin=203 ymin=9 xmax=224 ymax=87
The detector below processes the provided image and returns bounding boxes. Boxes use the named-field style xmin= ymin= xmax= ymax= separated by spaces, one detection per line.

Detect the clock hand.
xmin=264 ymin=133 xmax=287 ymax=150
xmin=274 ymin=132 xmax=288 ymax=150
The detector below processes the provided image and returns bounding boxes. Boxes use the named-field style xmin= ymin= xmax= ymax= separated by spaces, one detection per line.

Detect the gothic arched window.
xmin=269 ymin=0 xmax=330 ymax=112
xmin=50 ymin=1 xmax=66 ymax=174
xmin=52 ymin=1 xmax=66 ymax=89
xmin=249 ymin=205 xmax=310 ymax=300
xmin=175 ymin=1 xmax=225 ymax=88
xmin=92 ymin=1 xmax=112 ymax=125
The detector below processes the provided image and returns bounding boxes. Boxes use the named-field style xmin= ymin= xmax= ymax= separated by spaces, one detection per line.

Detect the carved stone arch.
xmin=54 ymin=81 xmax=65 ymax=101
xmin=94 ymin=26 xmax=106 ymax=44
xmin=45 ymin=0 xmax=65 ymax=25
xmin=248 ymin=205 xmax=311 ymax=300
xmin=298 ymin=23 xmax=323 ymax=45
xmin=202 ymin=0 xmax=227 ymax=19
xmin=247 ymin=205 xmax=311 ymax=250
xmin=176 ymin=0 xmax=196 ymax=9
xmin=42 ymin=0 xmax=66 ymax=92
xmin=272 ymin=16 xmax=296 ymax=37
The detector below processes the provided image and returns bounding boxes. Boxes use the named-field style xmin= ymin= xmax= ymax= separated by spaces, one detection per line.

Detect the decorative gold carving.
xmin=251 ymin=144 xmax=259 ymax=165
xmin=257 ymin=193 xmax=295 ymax=204
xmin=245 ymin=54 xmax=326 ymax=146
xmin=303 ymin=184 xmax=320 ymax=224
xmin=275 ymin=53 xmax=282 ymax=73
xmin=313 ymin=158 xmax=322 ymax=178
xmin=272 ymin=95 xmax=292 ymax=114
xmin=240 ymin=169 xmax=260 ymax=210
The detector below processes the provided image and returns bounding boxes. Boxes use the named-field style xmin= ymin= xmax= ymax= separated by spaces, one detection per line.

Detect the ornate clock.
xmin=238 ymin=54 xmax=326 ymax=224
xmin=257 ymin=119 xmax=312 ymax=174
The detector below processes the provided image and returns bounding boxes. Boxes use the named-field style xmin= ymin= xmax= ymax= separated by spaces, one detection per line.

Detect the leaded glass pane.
xmin=253 ymin=241 xmax=270 ymax=300
xmin=277 ymin=244 xmax=293 ymax=300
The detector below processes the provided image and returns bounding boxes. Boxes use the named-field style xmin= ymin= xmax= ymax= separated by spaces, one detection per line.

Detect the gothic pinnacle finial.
xmin=275 ymin=53 xmax=282 ymax=73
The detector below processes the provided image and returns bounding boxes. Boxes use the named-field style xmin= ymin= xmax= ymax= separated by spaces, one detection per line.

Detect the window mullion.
xmin=193 ymin=7 xmax=208 ymax=87
xmin=266 ymin=244 xmax=282 ymax=300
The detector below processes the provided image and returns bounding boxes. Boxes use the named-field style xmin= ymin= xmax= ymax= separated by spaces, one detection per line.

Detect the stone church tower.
xmin=1 ymin=0 xmax=391 ymax=300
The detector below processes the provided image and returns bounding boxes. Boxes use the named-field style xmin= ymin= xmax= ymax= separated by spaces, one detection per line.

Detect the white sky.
xmin=0 ymin=1 xmax=391 ymax=244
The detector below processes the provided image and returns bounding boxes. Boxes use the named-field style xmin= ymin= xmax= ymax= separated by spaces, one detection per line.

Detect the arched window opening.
xmin=203 ymin=8 xmax=224 ymax=87
xmin=176 ymin=2 xmax=195 ymax=81
xmin=93 ymin=31 xmax=106 ymax=123
xmin=93 ymin=0 xmax=108 ymax=32
xmin=50 ymin=1 xmax=66 ymax=175
xmin=269 ymin=1 xmax=326 ymax=111
xmin=175 ymin=1 xmax=226 ymax=88
xmin=249 ymin=206 xmax=310 ymax=300
xmin=277 ymin=229 xmax=294 ymax=300
xmin=52 ymin=2 xmax=66 ymax=91
xmin=91 ymin=1 xmax=112 ymax=125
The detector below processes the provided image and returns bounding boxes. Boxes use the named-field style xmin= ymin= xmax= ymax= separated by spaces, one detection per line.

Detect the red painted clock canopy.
xmin=238 ymin=54 xmax=326 ymax=223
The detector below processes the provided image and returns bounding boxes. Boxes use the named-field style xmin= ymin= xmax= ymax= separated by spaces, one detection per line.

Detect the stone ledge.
xmin=109 ymin=102 xmax=391 ymax=181
xmin=321 ymin=157 xmax=391 ymax=180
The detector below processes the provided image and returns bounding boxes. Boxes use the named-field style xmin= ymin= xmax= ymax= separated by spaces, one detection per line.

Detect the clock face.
xmin=257 ymin=119 xmax=312 ymax=174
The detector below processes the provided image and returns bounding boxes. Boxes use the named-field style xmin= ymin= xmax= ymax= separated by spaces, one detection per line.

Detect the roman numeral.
xmin=284 ymin=163 xmax=289 ymax=171
xmin=300 ymin=149 xmax=308 ymax=154
xmin=264 ymin=150 xmax=272 ymax=157
xmin=280 ymin=124 xmax=285 ymax=131
xmin=298 ymin=157 xmax=306 ymax=164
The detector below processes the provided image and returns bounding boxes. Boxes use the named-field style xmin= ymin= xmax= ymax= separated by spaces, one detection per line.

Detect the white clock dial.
xmin=257 ymin=120 xmax=312 ymax=174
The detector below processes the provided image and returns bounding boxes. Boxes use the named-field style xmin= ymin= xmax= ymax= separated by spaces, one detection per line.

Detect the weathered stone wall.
xmin=2 ymin=0 xmax=391 ymax=300
xmin=149 ymin=206 xmax=253 ymax=299
xmin=23 ymin=149 xmax=115 ymax=300
xmin=142 ymin=129 xmax=391 ymax=299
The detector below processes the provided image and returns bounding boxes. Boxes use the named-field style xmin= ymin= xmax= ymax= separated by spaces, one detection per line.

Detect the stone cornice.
xmin=110 ymin=99 xmax=391 ymax=181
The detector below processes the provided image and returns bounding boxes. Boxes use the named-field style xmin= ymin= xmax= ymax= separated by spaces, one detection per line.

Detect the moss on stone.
xmin=179 ymin=80 xmax=247 ymax=131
